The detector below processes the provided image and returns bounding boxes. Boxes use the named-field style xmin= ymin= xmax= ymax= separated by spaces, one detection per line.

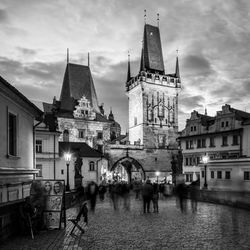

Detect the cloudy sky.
xmin=1 ymin=0 xmax=250 ymax=133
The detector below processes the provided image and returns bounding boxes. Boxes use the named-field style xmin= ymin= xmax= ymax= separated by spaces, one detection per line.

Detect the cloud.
xmin=17 ymin=47 xmax=37 ymax=56
xmin=0 ymin=9 xmax=8 ymax=22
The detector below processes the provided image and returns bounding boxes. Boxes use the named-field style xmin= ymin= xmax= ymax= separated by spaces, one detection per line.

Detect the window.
xmin=244 ymin=171 xmax=250 ymax=180
xmin=197 ymin=157 xmax=200 ymax=165
xmin=190 ymin=140 xmax=193 ymax=149
xmin=79 ymin=129 xmax=86 ymax=138
xmin=210 ymin=137 xmax=215 ymax=147
xmin=225 ymin=171 xmax=231 ymax=179
xmin=201 ymin=171 xmax=204 ymax=178
xmin=97 ymin=132 xmax=103 ymax=140
xmin=222 ymin=136 xmax=228 ymax=146
xmin=89 ymin=161 xmax=95 ymax=171
xmin=217 ymin=171 xmax=222 ymax=179
xmin=221 ymin=121 xmax=224 ymax=127
xmin=63 ymin=130 xmax=69 ymax=142
xmin=36 ymin=140 xmax=42 ymax=153
xmin=202 ymin=138 xmax=206 ymax=148
xmin=191 ymin=126 xmax=193 ymax=132
xmin=134 ymin=117 xmax=137 ymax=125
xmin=36 ymin=164 xmax=42 ymax=177
xmin=185 ymin=158 xmax=188 ymax=166
xmin=97 ymin=145 xmax=103 ymax=152
xmin=226 ymin=121 xmax=229 ymax=127
xmin=197 ymin=139 xmax=201 ymax=148
xmin=61 ymin=169 xmax=64 ymax=175
xmin=8 ymin=112 xmax=17 ymax=156
xmin=185 ymin=173 xmax=193 ymax=182
xmin=186 ymin=141 xmax=189 ymax=149
xmin=232 ymin=135 xmax=238 ymax=145
xmin=194 ymin=126 xmax=196 ymax=131
xmin=211 ymin=171 xmax=214 ymax=179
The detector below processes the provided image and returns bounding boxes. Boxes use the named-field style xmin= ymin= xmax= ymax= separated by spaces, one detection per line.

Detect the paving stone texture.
xmin=1 ymin=195 xmax=250 ymax=250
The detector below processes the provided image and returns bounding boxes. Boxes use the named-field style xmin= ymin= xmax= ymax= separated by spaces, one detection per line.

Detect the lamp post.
xmin=202 ymin=154 xmax=209 ymax=189
xmin=64 ymin=152 xmax=71 ymax=191
xmin=155 ymin=171 xmax=160 ymax=184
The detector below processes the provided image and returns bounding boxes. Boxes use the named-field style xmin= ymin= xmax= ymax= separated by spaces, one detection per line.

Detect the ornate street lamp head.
xmin=202 ymin=154 xmax=209 ymax=164
xmin=64 ymin=152 xmax=72 ymax=163
xmin=155 ymin=171 xmax=160 ymax=177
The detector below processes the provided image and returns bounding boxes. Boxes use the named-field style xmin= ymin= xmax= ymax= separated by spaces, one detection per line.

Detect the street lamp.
xmin=64 ymin=152 xmax=71 ymax=191
xmin=202 ymin=154 xmax=209 ymax=189
xmin=155 ymin=171 xmax=160 ymax=183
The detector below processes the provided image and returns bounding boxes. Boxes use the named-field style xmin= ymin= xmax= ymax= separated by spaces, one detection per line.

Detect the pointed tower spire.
xmin=144 ymin=9 xmax=147 ymax=24
xmin=126 ymin=51 xmax=131 ymax=82
xmin=175 ymin=49 xmax=180 ymax=79
xmin=88 ymin=52 xmax=90 ymax=67
xmin=157 ymin=13 xmax=160 ymax=27
xmin=67 ymin=48 xmax=69 ymax=64
xmin=205 ymin=107 xmax=207 ymax=116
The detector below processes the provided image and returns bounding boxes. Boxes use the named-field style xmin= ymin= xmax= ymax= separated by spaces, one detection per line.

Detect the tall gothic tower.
xmin=126 ymin=23 xmax=181 ymax=149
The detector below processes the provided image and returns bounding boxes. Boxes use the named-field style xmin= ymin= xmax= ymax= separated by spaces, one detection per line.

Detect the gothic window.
xmin=159 ymin=103 xmax=164 ymax=118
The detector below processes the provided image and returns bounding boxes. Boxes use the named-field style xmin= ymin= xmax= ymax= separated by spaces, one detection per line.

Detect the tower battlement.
xmin=126 ymin=71 xmax=181 ymax=92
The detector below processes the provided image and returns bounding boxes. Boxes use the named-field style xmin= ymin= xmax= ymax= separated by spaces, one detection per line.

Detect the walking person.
xmin=152 ymin=183 xmax=159 ymax=213
xmin=86 ymin=181 xmax=98 ymax=212
xmin=141 ymin=179 xmax=153 ymax=213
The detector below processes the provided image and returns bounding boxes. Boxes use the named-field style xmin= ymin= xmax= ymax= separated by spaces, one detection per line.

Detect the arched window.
xmin=63 ymin=130 xmax=69 ymax=142
xmin=89 ymin=161 xmax=95 ymax=171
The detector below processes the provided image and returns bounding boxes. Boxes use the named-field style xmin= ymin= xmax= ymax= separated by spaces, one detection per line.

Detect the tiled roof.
xmin=142 ymin=24 xmax=165 ymax=74
xmin=59 ymin=142 xmax=102 ymax=158
xmin=59 ymin=63 xmax=99 ymax=112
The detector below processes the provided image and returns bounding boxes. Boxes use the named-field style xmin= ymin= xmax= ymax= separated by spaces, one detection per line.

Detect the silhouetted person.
xmin=121 ymin=182 xmax=130 ymax=211
xmin=141 ymin=180 xmax=153 ymax=213
xmin=152 ymin=183 xmax=159 ymax=213
xmin=86 ymin=181 xmax=98 ymax=212
xmin=189 ymin=181 xmax=199 ymax=213
xmin=98 ymin=182 xmax=107 ymax=201
xmin=175 ymin=182 xmax=187 ymax=213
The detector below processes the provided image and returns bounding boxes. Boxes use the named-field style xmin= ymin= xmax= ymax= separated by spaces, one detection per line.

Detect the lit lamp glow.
xmin=156 ymin=171 xmax=160 ymax=183
xmin=202 ymin=154 xmax=209 ymax=189
xmin=64 ymin=152 xmax=71 ymax=191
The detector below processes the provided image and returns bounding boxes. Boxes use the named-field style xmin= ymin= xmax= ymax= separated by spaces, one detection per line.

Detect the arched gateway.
xmin=111 ymin=156 xmax=146 ymax=183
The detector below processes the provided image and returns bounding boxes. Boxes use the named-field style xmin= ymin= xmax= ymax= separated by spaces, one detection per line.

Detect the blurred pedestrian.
xmin=98 ymin=181 xmax=107 ymax=201
xmin=121 ymin=182 xmax=130 ymax=211
xmin=175 ymin=182 xmax=187 ymax=213
xmin=86 ymin=181 xmax=98 ymax=212
xmin=141 ymin=179 xmax=153 ymax=213
xmin=189 ymin=181 xmax=199 ymax=213
xmin=152 ymin=183 xmax=159 ymax=213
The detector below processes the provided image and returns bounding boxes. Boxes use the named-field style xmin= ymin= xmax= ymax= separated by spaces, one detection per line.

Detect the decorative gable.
xmin=73 ymin=96 xmax=96 ymax=120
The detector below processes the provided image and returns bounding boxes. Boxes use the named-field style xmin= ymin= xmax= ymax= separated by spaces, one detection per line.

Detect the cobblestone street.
xmin=1 ymin=195 xmax=250 ymax=250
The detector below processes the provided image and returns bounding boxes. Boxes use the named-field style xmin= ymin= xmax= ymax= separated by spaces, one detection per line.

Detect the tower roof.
xmin=141 ymin=24 xmax=165 ymax=74
xmin=59 ymin=63 xmax=99 ymax=112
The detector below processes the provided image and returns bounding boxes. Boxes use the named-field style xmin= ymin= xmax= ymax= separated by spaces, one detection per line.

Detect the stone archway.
xmin=111 ymin=156 xmax=146 ymax=183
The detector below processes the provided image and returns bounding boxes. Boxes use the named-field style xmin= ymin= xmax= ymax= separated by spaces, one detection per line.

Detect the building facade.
xmin=179 ymin=104 xmax=250 ymax=191
xmin=105 ymin=22 xmax=182 ymax=182
xmin=0 ymin=75 xmax=42 ymax=239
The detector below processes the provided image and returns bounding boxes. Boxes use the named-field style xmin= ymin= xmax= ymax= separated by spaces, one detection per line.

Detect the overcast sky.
xmin=1 ymin=0 xmax=250 ymax=133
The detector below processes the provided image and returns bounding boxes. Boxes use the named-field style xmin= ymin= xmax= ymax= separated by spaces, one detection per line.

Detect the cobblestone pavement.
xmin=1 ymin=195 xmax=250 ymax=250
